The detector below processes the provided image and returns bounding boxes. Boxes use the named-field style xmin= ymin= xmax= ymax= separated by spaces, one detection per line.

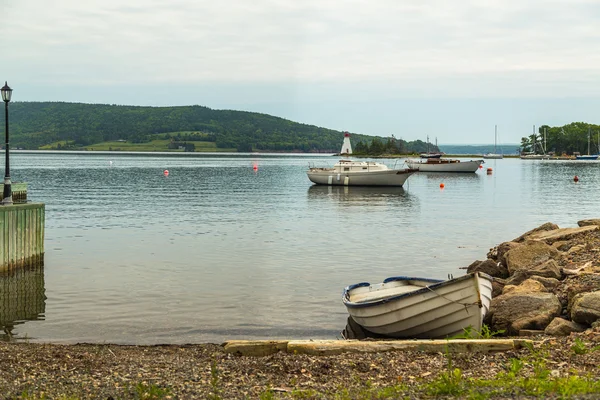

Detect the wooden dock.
xmin=0 ymin=202 xmax=45 ymax=271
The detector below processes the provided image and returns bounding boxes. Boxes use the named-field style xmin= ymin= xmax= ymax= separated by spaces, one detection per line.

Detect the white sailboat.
xmin=575 ymin=127 xmax=599 ymax=160
xmin=483 ymin=125 xmax=503 ymax=159
xmin=307 ymin=133 xmax=418 ymax=186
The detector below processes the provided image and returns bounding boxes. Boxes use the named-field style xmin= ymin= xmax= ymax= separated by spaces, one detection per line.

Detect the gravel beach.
xmin=1 ymin=334 xmax=599 ymax=399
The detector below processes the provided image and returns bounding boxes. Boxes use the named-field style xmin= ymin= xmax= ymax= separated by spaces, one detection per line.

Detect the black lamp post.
xmin=1 ymin=81 xmax=12 ymax=205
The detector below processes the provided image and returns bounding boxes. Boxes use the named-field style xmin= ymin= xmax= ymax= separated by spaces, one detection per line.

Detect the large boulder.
xmin=502 ymin=279 xmax=547 ymax=295
xmin=544 ymin=317 xmax=587 ymax=336
xmin=487 ymin=241 xmax=520 ymax=267
xmin=504 ymin=259 xmax=562 ymax=286
xmin=513 ymin=222 xmax=559 ymax=243
xmin=505 ymin=240 xmax=559 ymax=275
xmin=571 ymin=291 xmax=600 ymax=325
xmin=556 ymin=274 xmax=600 ymax=314
xmin=529 ymin=276 xmax=561 ymax=291
xmin=486 ymin=292 xmax=562 ymax=335
xmin=527 ymin=225 xmax=599 ymax=244
xmin=466 ymin=259 xmax=509 ymax=279
xmin=578 ymin=219 xmax=600 ymax=227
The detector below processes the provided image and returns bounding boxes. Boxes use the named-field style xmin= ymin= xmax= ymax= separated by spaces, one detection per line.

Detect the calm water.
xmin=1 ymin=152 xmax=599 ymax=344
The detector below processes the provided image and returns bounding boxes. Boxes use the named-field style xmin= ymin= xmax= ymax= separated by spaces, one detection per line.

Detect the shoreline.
xmin=1 ymin=334 xmax=599 ymax=399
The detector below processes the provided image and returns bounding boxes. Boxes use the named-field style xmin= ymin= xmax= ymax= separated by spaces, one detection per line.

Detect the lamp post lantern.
xmin=1 ymin=81 xmax=12 ymax=205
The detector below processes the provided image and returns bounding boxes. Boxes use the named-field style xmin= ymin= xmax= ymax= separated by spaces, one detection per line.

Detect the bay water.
xmin=1 ymin=152 xmax=599 ymax=344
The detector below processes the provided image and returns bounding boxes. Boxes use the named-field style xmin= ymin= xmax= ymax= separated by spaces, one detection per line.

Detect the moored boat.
xmin=405 ymin=158 xmax=483 ymax=173
xmin=307 ymin=160 xmax=417 ymax=186
xmin=342 ymin=272 xmax=493 ymax=339
xmin=483 ymin=125 xmax=503 ymax=159
xmin=308 ymin=132 xmax=418 ymax=186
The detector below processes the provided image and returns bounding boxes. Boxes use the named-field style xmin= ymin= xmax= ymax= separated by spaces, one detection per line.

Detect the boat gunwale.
xmin=342 ymin=272 xmax=493 ymax=309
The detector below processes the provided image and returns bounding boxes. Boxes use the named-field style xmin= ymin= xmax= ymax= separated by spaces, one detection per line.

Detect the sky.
xmin=2 ymin=0 xmax=600 ymax=144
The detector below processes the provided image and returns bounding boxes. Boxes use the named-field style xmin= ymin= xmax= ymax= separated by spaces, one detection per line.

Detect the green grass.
xmin=40 ymin=138 xmax=236 ymax=152
xmin=83 ymin=139 xmax=228 ymax=152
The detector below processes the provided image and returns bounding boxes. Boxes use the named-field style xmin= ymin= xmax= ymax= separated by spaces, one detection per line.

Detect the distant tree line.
xmin=0 ymin=102 xmax=432 ymax=153
xmin=520 ymin=123 xmax=600 ymax=155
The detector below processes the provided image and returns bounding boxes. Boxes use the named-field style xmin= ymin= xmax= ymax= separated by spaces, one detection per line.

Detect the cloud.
xmin=4 ymin=0 xmax=600 ymax=87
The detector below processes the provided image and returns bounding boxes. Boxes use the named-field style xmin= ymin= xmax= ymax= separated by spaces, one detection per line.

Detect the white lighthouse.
xmin=340 ymin=132 xmax=352 ymax=155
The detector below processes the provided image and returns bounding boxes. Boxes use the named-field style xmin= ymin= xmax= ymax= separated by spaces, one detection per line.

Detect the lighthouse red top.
xmin=344 ymin=132 xmax=350 ymax=137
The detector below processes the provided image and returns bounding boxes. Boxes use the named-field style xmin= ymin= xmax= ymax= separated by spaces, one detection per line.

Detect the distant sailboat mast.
xmin=494 ymin=125 xmax=497 ymax=154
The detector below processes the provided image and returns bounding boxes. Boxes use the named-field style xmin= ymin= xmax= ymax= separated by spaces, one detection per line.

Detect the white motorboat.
xmin=405 ymin=158 xmax=483 ymax=172
xmin=307 ymin=159 xmax=417 ymax=187
xmin=342 ymin=272 xmax=493 ymax=339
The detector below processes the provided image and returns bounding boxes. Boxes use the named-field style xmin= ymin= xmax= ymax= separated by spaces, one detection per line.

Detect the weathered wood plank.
xmin=223 ymin=340 xmax=290 ymax=356
xmin=222 ymin=339 xmax=533 ymax=357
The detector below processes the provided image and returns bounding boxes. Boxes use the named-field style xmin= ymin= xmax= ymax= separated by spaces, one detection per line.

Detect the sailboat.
xmin=483 ymin=125 xmax=503 ymax=159
xmin=420 ymin=136 xmax=443 ymax=158
xmin=521 ymin=125 xmax=550 ymax=160
xmin=575 ymin=127 xmax=599 ymax=160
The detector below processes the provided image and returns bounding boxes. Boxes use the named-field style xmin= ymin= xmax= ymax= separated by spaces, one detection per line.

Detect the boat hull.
xmin=307 ymin=169 xmax=416 ymax=187
xmin=575 ymin=155 xmax=599 ymax=160
xmin=406 ymin=159 xmax=483 ymax=173
xmin=342 ymin=272 xmax=493 ymax=339
xmin=483 ymin=154 xmax=503 ymax=159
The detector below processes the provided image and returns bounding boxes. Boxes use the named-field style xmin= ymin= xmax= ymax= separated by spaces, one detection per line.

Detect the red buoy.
xmin=164 ymin=170 xmax=169 ymax=176
xmin=487 ymin=167 xmax=493 ymax=175
xmin=440 ymin=183 xmax=445 ymax=189
xmin=479 ymin=164 xmax=483 ymax=169
xmin=574 ymin=175 xmax=579 ymax=182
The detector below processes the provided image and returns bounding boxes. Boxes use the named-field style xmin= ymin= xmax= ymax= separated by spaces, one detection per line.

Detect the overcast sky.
xmin=2 ymin=0 xmax=600 ymax=144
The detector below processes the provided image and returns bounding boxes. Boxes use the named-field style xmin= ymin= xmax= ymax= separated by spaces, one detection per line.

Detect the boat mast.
xmin=587 ymin=127 xmax=591 ymax=155
xmin=494 ymin=125 xmax=497 ymax=153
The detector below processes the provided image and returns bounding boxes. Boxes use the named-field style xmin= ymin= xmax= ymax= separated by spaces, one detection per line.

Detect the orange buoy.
xmin=440 ymin=183 xmax=445 ymax=189
xmin=487 ymin=167 xmax=493 ymax=174
xmin=164 ymin=170 xmax=169 ymax=176
xmin=574 ymin=175 xmax=579 ymax=182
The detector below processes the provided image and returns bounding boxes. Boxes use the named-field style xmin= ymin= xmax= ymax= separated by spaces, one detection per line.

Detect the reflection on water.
xmin=419 ymin=171 xmax=482 ymax=181
xmin=307 ymin=185 xmax=417 ymax=208
xmin=0 ymin=265 xmax=46 ymax=341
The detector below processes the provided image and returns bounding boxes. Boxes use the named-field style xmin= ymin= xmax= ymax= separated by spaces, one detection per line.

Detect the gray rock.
xmin=466 ymin=259 xmax=509 ymax=279
xmin=527 ymin=226 xmax=599 ymax=244
xmin=505 ymin=260 xmax=562 ymax=286
xmin=513 ymin=222 xmax=559 ymax=243
xmin=544 ymin=317 xmax=587 ymax=336
xmin=492 ymin=280 xmax=504 ymax=298
xmin=486 ymin=292 xmax=562 ymax=335
xmin=530 ymin=276 xmax=561 ymax=291
xmin=552 ymin=241 xmax=571 ymax=252
xmin=577 ymin=219 xmax=600 ymax=227
xmin=505 ymin=241 xmax=559 ymax=275
xmin=571 ymin=291 xmax=600 ymax=325
xmin=502 ymin=279 xmax=547 ymax=295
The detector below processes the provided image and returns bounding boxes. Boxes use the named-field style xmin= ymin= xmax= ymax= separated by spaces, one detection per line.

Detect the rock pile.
xmin=467 ymin=219 xmax=600 ymax=337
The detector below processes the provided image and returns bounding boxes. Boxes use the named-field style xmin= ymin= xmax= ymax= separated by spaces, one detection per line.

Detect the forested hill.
xmin=2 ymin=102 xmax=433 ymax=153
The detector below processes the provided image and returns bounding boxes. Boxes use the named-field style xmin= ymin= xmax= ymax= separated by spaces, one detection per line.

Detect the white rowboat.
xmin=342 ymin=272 xmax=493 ymax=339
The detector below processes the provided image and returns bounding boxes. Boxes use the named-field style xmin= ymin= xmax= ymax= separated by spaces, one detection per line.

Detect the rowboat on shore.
xmin=342 ymin=272 xmax=493 ymax=339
